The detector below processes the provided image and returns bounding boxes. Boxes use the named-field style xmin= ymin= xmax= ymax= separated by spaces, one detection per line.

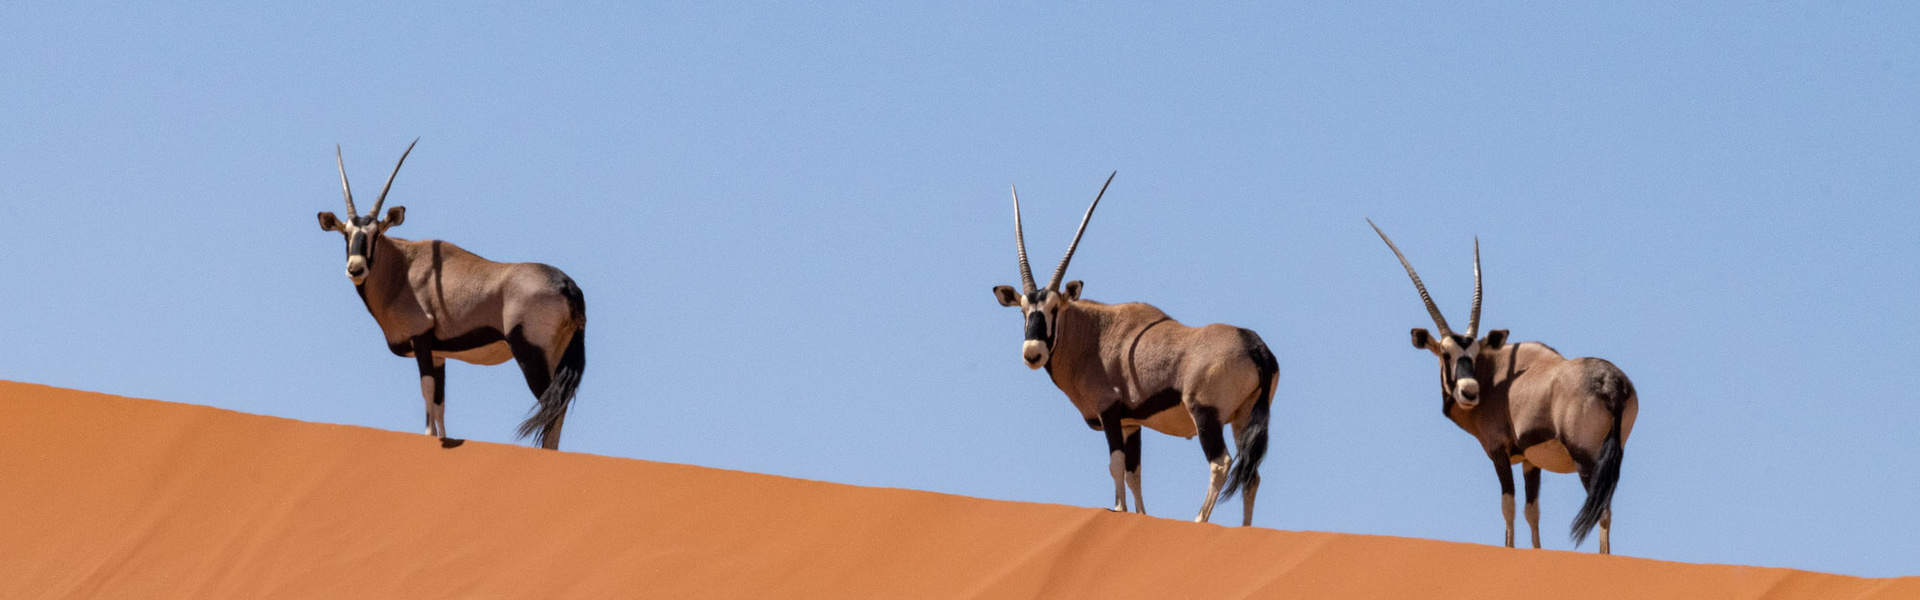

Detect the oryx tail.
xmin=1571 ymin=367 xmax=1631 ymax=545
xmin=1221 ymin=328 xmax=1278 ymax=501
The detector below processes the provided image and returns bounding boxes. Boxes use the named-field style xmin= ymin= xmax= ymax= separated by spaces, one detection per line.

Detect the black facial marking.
xmin=1024 ymin=310 xmax=1051 ymax=344
xmin=1453 ymin=335 xmax=1475 ymax=348
xmin=1454 ymin=356 xmax=1475 ymax=381
xmin=348 ymin=231 xmax=368 ymax=259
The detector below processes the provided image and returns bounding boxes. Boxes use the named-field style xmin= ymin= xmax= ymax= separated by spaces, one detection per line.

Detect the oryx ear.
xmin=318 ymin=211 xmax=344 ymax=232
xmin=381 ymin=206 xmax=406 ymax=228
xmin=1482 ymin=329 xmax=1509 ymax=350
xmin=1410 ymin=328 xmax=1434 ymax=351
xmin=1062 ymin=280 xmax=1083 ymax=300
xmin=992 ymin=285 xmax=1021 ymax=307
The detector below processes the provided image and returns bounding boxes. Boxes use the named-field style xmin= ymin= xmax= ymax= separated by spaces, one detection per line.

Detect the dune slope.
xmin=0 ymin=381 xmax=1912 ymax=599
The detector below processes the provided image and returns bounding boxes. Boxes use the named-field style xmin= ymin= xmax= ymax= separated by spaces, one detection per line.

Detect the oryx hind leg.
xmin=1600 ymin=508 xmax=1611 ymax=555
xmin=1192 ymin=405 xmax=1230 ymax=524
xmin=507 ymin=325 xmax=555 ymax=400
xmin=1577 ymin=466 xmax=1615 ymax=555
xmin=1232 ymin=421 xmax=1261 ymax=527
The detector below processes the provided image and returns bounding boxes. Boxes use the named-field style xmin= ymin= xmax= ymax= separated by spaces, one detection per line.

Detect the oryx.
xmin=991 ymin=173 xmax=1279 ymax=525
xmin=1368 ymin=220 xmax=1637 ymax=553
xmin=316 ymin=140 xmax=587 ymax=450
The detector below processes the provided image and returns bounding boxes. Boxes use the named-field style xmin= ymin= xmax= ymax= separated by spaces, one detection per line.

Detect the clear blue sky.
xmin=4 ymin=2 xmax=1916 ymax=577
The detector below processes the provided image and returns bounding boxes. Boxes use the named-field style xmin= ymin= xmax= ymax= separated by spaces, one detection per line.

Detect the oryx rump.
xmin=991 ymin=173 xmax=1280 ymax=525
xmin=317 ymin=140 xmax=587 ymax=449
xmin=1370 ymin=220 xmax=1637 ymax=553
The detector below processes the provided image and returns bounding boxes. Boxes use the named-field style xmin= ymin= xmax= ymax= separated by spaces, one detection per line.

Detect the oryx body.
xmin=1370 ymin=220 xmax=1636 ymax=553
xmin=318 ymin=141 xmax=587 ymax=449
xmin=992 ymin=174 xmax=1279 ymax=525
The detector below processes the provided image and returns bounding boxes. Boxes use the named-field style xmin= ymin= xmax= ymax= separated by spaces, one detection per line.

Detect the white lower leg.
xmin=421 ymin=381 xmax=440 ymax=438
xmin=1125 ymin=467 xmax=1144 ymax=514
xmin=1194 ymin=454 xmax=1230 ymax=523
xmin=1599 ymin=509 xmax=1612 ymax=554
xmin=1109 ymin=450 xmax=1127 ymax=512
xmin=1501 ymin=494 xmax=1516 ymax=548
xmin=423 ymin=401 xmax=445 ymax=438
xmin=1525 ymin=501 xmax=1541 ymax=549
xmin=1241 ymin=475 xmax=1260 ymax=527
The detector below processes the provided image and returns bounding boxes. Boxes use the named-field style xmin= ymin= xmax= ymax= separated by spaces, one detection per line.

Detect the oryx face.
xmin=1369 ymin=220 xmax=1502 ymax=410
xmin=1411 ymin=328 xmax=1508 ymax=409
xmin=996 ymin=172 xmax=1115 ymax=369
xmin=992 ymin=280 xmax=1084 ymax=369
xmin=317 ymin=208 xmax=405 ymax=285
xmin=316 ymin=140 xmax=418 ymax=286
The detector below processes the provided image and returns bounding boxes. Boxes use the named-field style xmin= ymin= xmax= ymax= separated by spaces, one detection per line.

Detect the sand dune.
xmin=1 ymin=380 xmax=1912 ymax=599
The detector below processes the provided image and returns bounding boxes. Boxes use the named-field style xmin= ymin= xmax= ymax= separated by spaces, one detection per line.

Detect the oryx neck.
xmin=1471 ymin=340 xmax=1565 ymax=390
xmin=354 ymin=235 xmax=416 ymax=310
xmin=1042 ymin=299 xmax=1100 ymax=372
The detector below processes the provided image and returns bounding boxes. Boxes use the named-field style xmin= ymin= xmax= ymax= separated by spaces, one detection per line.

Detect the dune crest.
xmin=0 ymin=381 xmax=1911 ymax=599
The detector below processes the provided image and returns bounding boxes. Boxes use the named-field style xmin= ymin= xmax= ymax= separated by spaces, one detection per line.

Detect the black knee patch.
xmin=1193 ymin=407 xmax=1227 ymax=462
xmin=1124 ymin=430 xmax=1142 ymax=472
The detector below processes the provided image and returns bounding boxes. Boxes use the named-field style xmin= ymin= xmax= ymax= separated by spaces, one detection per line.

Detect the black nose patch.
xmin=1453 ymin=356 xmax=1474 ymax=382
xmin=348 ymin=231 xmax=368 ymax=259
xmin=1024 ymin=311 xmax=1051 ymax=343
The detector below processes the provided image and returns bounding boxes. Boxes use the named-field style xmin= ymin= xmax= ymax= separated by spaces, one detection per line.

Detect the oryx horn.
xmin=336 ymin=145 xmax=357 ymax=217
xmin=369 ymin=138 xmax=419 ymax=218
xmin=1368 ymin=219 xmax=1453 ymax=337
xmin=1467 ymin=236 xmax=1483 ymax=337
xmin=1045 ymin=171 xmax=1116 ymax=291
xmin=1012 ymin=184 xmax=1037 ymax=294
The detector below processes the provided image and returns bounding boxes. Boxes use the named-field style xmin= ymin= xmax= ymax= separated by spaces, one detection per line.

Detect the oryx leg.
xmin=412 ymin=336 xmax=447 ymax=439
xmin=1192 ymin=406 xmax=1230 ymax=523
xmin=1098 ymin=407 xmax=1131 ymax=513
xmin=1232 ymin=421 xmax=1260 ymax=527
xmin=507 ymin=327 xmax=558 ymax=449
xmin=1577 ymin=469 xmax=1614 ymax=555
xmin=1523 ymin=463 xmax=1543 ymax=549
xmin=1490 ymin=451 xmax=1517 ymax=548
xmin=1122 ymin=426 xmax=1144 ymax=514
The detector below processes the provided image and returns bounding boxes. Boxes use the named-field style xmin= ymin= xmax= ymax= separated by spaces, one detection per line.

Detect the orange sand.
xmin=1 ymin=380 xmax=1913 ymax=599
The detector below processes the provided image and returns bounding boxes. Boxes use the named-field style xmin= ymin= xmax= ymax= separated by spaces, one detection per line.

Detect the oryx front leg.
xmin=1193 ymin=407 xmax=1230 ymax=524
xmin=413 ymin=336 xmax=447 ymax=439
xmin=1491 ymin=452 xmax=1517 ymax=548
xmin=1099 ymin=408 xmax=1132 ymax=513
xmin=1123 ymin=426 xmax=1144 ymax=514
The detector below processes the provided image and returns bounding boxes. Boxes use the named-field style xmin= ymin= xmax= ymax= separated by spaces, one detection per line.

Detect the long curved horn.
xmin=1012 ymin=185 xmax=1037 ymax=294
xmin=336 ymin=145 xmax=357 ymax=216
xmin=1046 ymin=171 xmax=1116 ymax=291
xmin=1368 ymin=219 xmax=1452 ymax=337
xmin=369 ymin=138 xmax=419 ymax=218
xmin=1467 ymin=237 xmax=1482 ymax=337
